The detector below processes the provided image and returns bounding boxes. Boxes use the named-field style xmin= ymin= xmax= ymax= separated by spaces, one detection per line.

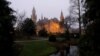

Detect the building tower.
xmin=41 ymin=14 xmax=43 ymax=19
xmin=60 ymin=11 xmax=64 ymax=25
xmin=31 ymin=7 xmax=37 ymax=23
xmin=60 ymin=11 xmax=64 ymax=21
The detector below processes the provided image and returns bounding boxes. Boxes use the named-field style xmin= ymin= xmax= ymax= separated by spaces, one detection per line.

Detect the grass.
xmin=19 ymin=40 xmax=56 ymax=56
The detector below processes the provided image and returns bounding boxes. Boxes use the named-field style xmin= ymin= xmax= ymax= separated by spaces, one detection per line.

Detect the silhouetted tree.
xmin=64 ymin=30 xmax=70 ymax=40
xmin=65 ymin=16 xmax=74 ymax=31
xmin=48 ymin=35 xmax=56 ymax=42
xmin=0 ymin=0 xmax=15 ymax=56
xmin=22 ymin=18 xmax=36 ymax=37
xmin=14 ymin=11 xmax=28 ymax=40
xmin=38 ymin=28 xmax=48 ymax=37
xmin=79 ymin=0 xmax=100 ymax=56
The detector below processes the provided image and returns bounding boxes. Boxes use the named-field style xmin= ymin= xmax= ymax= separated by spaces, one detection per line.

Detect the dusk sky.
xmin=7 ymin=0 xmax=70 ymax=20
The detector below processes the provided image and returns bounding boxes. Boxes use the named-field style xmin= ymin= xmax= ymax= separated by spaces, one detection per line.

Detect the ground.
xmin=17 ymin=40 xmax=56 ymax=56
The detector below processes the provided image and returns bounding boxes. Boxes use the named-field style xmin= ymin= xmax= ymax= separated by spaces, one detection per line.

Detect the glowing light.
xmin=44 ymin=21 xmax=65 ymax=34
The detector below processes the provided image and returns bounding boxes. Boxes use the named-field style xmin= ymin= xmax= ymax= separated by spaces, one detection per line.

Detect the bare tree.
xmin=69 ymin=0 xmax=85 ymax=36
xmin=14 ymin=11 xmax=26 ymax=30
xmin=65 ymin=15 xmax=77 ymax=31
xmin=78 ymin=0 xmax=81 ymax=36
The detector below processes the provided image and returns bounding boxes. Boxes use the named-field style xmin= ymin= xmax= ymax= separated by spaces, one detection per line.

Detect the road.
xmin=14 ymin=38 xmax=48 ymax=43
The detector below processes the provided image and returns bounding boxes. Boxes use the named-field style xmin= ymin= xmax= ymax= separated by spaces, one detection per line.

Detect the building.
xmin=31 ymin=7 xmax=37 ymax=23
xmin=36 ymin=11 xmax=66 ymax=35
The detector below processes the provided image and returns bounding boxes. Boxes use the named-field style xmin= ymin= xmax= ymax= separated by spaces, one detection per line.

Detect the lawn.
xmin=19 ymin=40 xmax=56 ymax=56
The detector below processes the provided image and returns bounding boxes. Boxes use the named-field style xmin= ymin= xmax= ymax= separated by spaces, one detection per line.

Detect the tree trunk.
xmin=78 ymin=0 xmax=81 ymax=37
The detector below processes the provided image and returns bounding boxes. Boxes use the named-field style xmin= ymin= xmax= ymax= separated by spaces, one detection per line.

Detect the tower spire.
xmin=41 ymin=14 xmax=43 ymax=19
xmin=60 ymin=11 xmax=64 ymax=22
xmin=31 ymin=7 xmax=37 ymax=23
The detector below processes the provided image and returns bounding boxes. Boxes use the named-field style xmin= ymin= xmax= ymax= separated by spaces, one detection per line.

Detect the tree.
xmin=14 ymin=11 xmax=28 ymax=40
xmin=79 ymin=0 xmax=100 ymax=56
xmin=15 ymin=11 xmax=26 ymax=31
xmin=0 ymin=0 xmax=15 ymax=56
xmin=64 ymin=15 xmax=79 ymax=40
xmin=70 ymin=0 xmax=84 ymax=36
xmin=65 ymin=15 xmax=78 ymax=30
xmin=21 ymin=18 xmax=36 ymax=36
xmin=38 ymin=28 xmax=48 ymax=37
